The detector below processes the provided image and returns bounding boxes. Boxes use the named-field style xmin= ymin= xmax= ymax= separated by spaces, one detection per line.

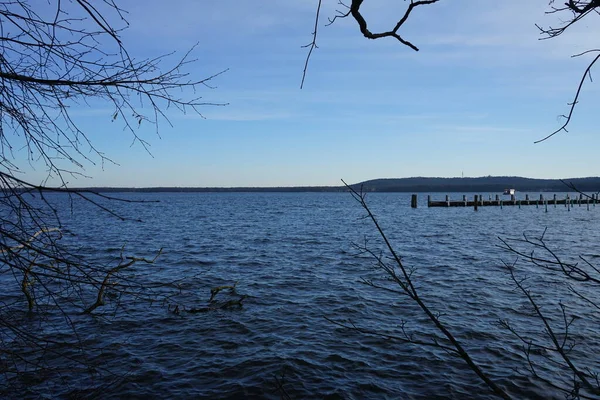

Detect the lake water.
xmin=2 ymin=191 xmax=599 ymax=399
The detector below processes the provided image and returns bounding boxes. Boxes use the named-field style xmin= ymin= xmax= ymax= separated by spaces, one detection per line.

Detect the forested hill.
xmin=350 ymin=176 xmax=600 ymax=193
xmin=76 ymin=176 xmax=600 ymax=193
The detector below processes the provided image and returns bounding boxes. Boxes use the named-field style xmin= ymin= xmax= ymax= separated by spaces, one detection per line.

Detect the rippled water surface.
xmin=3 ymin=192 xmax=600 ymax=399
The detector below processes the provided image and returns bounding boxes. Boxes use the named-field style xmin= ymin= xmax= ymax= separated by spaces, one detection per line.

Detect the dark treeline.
xmin=66 ymin=176 xmax=600 ymax=193
xmin=70 ymin=186 xmax=346 ymax=193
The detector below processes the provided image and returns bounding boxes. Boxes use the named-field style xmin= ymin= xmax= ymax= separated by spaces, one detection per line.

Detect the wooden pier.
xmin=409 ymin=193 xmax=599 ymax=210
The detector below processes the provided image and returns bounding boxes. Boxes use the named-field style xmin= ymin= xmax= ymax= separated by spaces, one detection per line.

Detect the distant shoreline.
xmin=65 ymin=176 xmax=600 ymax=193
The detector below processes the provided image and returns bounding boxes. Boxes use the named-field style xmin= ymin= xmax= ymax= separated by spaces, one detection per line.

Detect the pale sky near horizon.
xmin=19 ymin=1 xmax=600 ymax=187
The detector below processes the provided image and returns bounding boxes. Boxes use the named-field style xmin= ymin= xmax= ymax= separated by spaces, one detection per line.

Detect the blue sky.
xmin=23 ymin=1 xmax=600 ymax=187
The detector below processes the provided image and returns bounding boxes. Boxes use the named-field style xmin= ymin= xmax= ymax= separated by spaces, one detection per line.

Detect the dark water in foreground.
xmin=2 ymin=192 xmax=600 ymax=399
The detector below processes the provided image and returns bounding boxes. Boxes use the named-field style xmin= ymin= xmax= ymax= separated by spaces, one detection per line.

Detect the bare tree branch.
xmin=341 ymin=180 xmax=511 ymax=400
xmin=503 ymin=263 xmax=600 ymax=396
xmin=535 ymin=52 xmax=600 ymax=143
xmin=302 ymin=0 xmax=440 ymax=87
xmin=301 ymin=0 xmax=322 ymax=89
xmin=349 ymin=0 xmax=440 ymax=50
xmin=535 ymin=1 xmax=600 ymax=142
xmin=0 ymin=1 xmax=225 ymax=394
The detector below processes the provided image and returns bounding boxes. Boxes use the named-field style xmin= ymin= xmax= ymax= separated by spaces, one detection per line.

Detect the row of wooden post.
xmin=410 ymin=193 xmax=599 ymax=211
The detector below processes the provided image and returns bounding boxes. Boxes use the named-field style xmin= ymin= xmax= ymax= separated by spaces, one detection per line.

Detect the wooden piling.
xmin=421 ymin=193 xmax=599 ymax=210
xmin=474 ymin=195 xmax=478 ymax=211
xmin=411 ymin=194 xmax=418 ymax=208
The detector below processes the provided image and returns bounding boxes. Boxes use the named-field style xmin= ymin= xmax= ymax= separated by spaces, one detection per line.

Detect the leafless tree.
xmin=307 ymin=1 xmax=600 ymax=398
xmin=304 ymin=1 xmax=599 ymax=143
xmin=302 ymin=0 xmax=438 ymax=87
xmin=498 ymin=230 xmax=600 ymax=399
xmin=337 ymin=183 xmax=600 ymax=399
xmin=535 ymin=0 xmax=600 ymax=142
xmin=330 ymin=182 xmax=511 ymax=399
xmin=0 ymin=0 xmax=224 ymax=395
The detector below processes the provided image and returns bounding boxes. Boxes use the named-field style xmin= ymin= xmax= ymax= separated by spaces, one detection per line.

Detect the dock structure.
xmin=409 ymin=193 xmax=599 ymax=210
